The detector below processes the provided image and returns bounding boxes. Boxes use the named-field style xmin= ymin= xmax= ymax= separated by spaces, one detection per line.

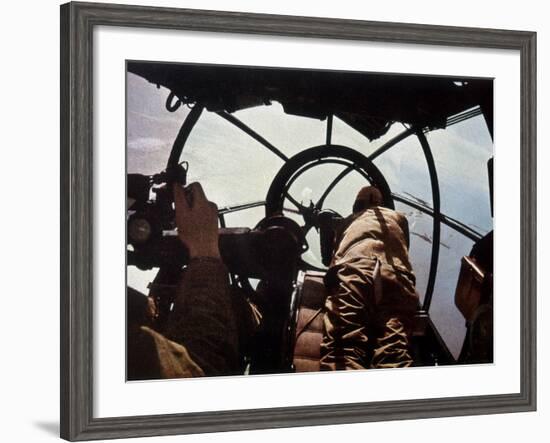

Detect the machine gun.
xmin=127 ymin=166 xmax=306 ymax=279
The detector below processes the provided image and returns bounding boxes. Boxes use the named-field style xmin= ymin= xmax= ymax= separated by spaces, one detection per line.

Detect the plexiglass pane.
xmin=429 ymin=225 xmax=475 ymax=359
xmin=425 ymin=114 xmax=493 ymax=234
xmin=278 ymin=160 xmax=380 ymax=269
xmin=284 ymin=162 xmax=354 ymax=269
xmin=323 ymin=168 xmax=376 ymax=216
xmin=234 ymin=102 xmax=326 ymax=157
xmin=127 ymin=72 xmax=189 ymax=175
xmin=286 ymin=162 xmax=350 ymax=210
xmin=394 ymin=201 xmax=432 ymax=305
xmin=372 ymin=132 xmax=433 ymax=208
xmin=222 ymin=206 xmax=265 ymax=229
xmin=182 ymin=112 xmax=285 ymax=207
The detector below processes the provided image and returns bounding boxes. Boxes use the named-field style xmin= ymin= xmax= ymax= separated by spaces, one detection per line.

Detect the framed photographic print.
xmin=60 ymin=1 xmax=536 ymax=441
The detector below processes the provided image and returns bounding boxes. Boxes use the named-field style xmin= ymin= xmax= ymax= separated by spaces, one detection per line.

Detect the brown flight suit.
xmin=127 ymin=258 xmax=243 ymax=379
xmin=320 ymin=206 xmax=418 ymax=371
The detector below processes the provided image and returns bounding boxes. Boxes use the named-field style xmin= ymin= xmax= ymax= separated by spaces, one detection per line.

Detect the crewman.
xmin=320 ymin=186 xmax=419 ymax=370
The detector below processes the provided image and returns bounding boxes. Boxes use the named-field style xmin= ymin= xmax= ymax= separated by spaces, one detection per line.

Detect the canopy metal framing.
xmin=167 ymin=101 xmax=488 ymax=314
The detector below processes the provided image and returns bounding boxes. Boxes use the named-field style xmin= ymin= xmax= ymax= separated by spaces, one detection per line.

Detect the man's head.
xmin=352 ymin=186 xmax=384 ymax=214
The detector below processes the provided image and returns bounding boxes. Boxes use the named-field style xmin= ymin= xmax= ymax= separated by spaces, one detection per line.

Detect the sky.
xmin=126 ymin=71 xmax=494 ymax=359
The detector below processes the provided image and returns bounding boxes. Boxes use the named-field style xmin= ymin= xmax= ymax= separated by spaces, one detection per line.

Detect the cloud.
xmin=127 ymin=137 xmax=169 ymax=153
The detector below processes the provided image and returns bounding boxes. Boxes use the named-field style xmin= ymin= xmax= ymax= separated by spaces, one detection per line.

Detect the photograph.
xmin=57 ymin=1 xmax=537 ymax=439
xmin=125 ymin=61 xmax=494 ymax=380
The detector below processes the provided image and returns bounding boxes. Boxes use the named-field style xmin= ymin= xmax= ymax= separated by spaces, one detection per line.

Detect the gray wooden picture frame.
xmin=60 ymin=1 xmax=537 ymax=441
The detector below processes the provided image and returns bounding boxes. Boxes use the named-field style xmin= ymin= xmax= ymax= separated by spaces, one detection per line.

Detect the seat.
xmin=292 ymin=271 xmax=328 ymax=372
